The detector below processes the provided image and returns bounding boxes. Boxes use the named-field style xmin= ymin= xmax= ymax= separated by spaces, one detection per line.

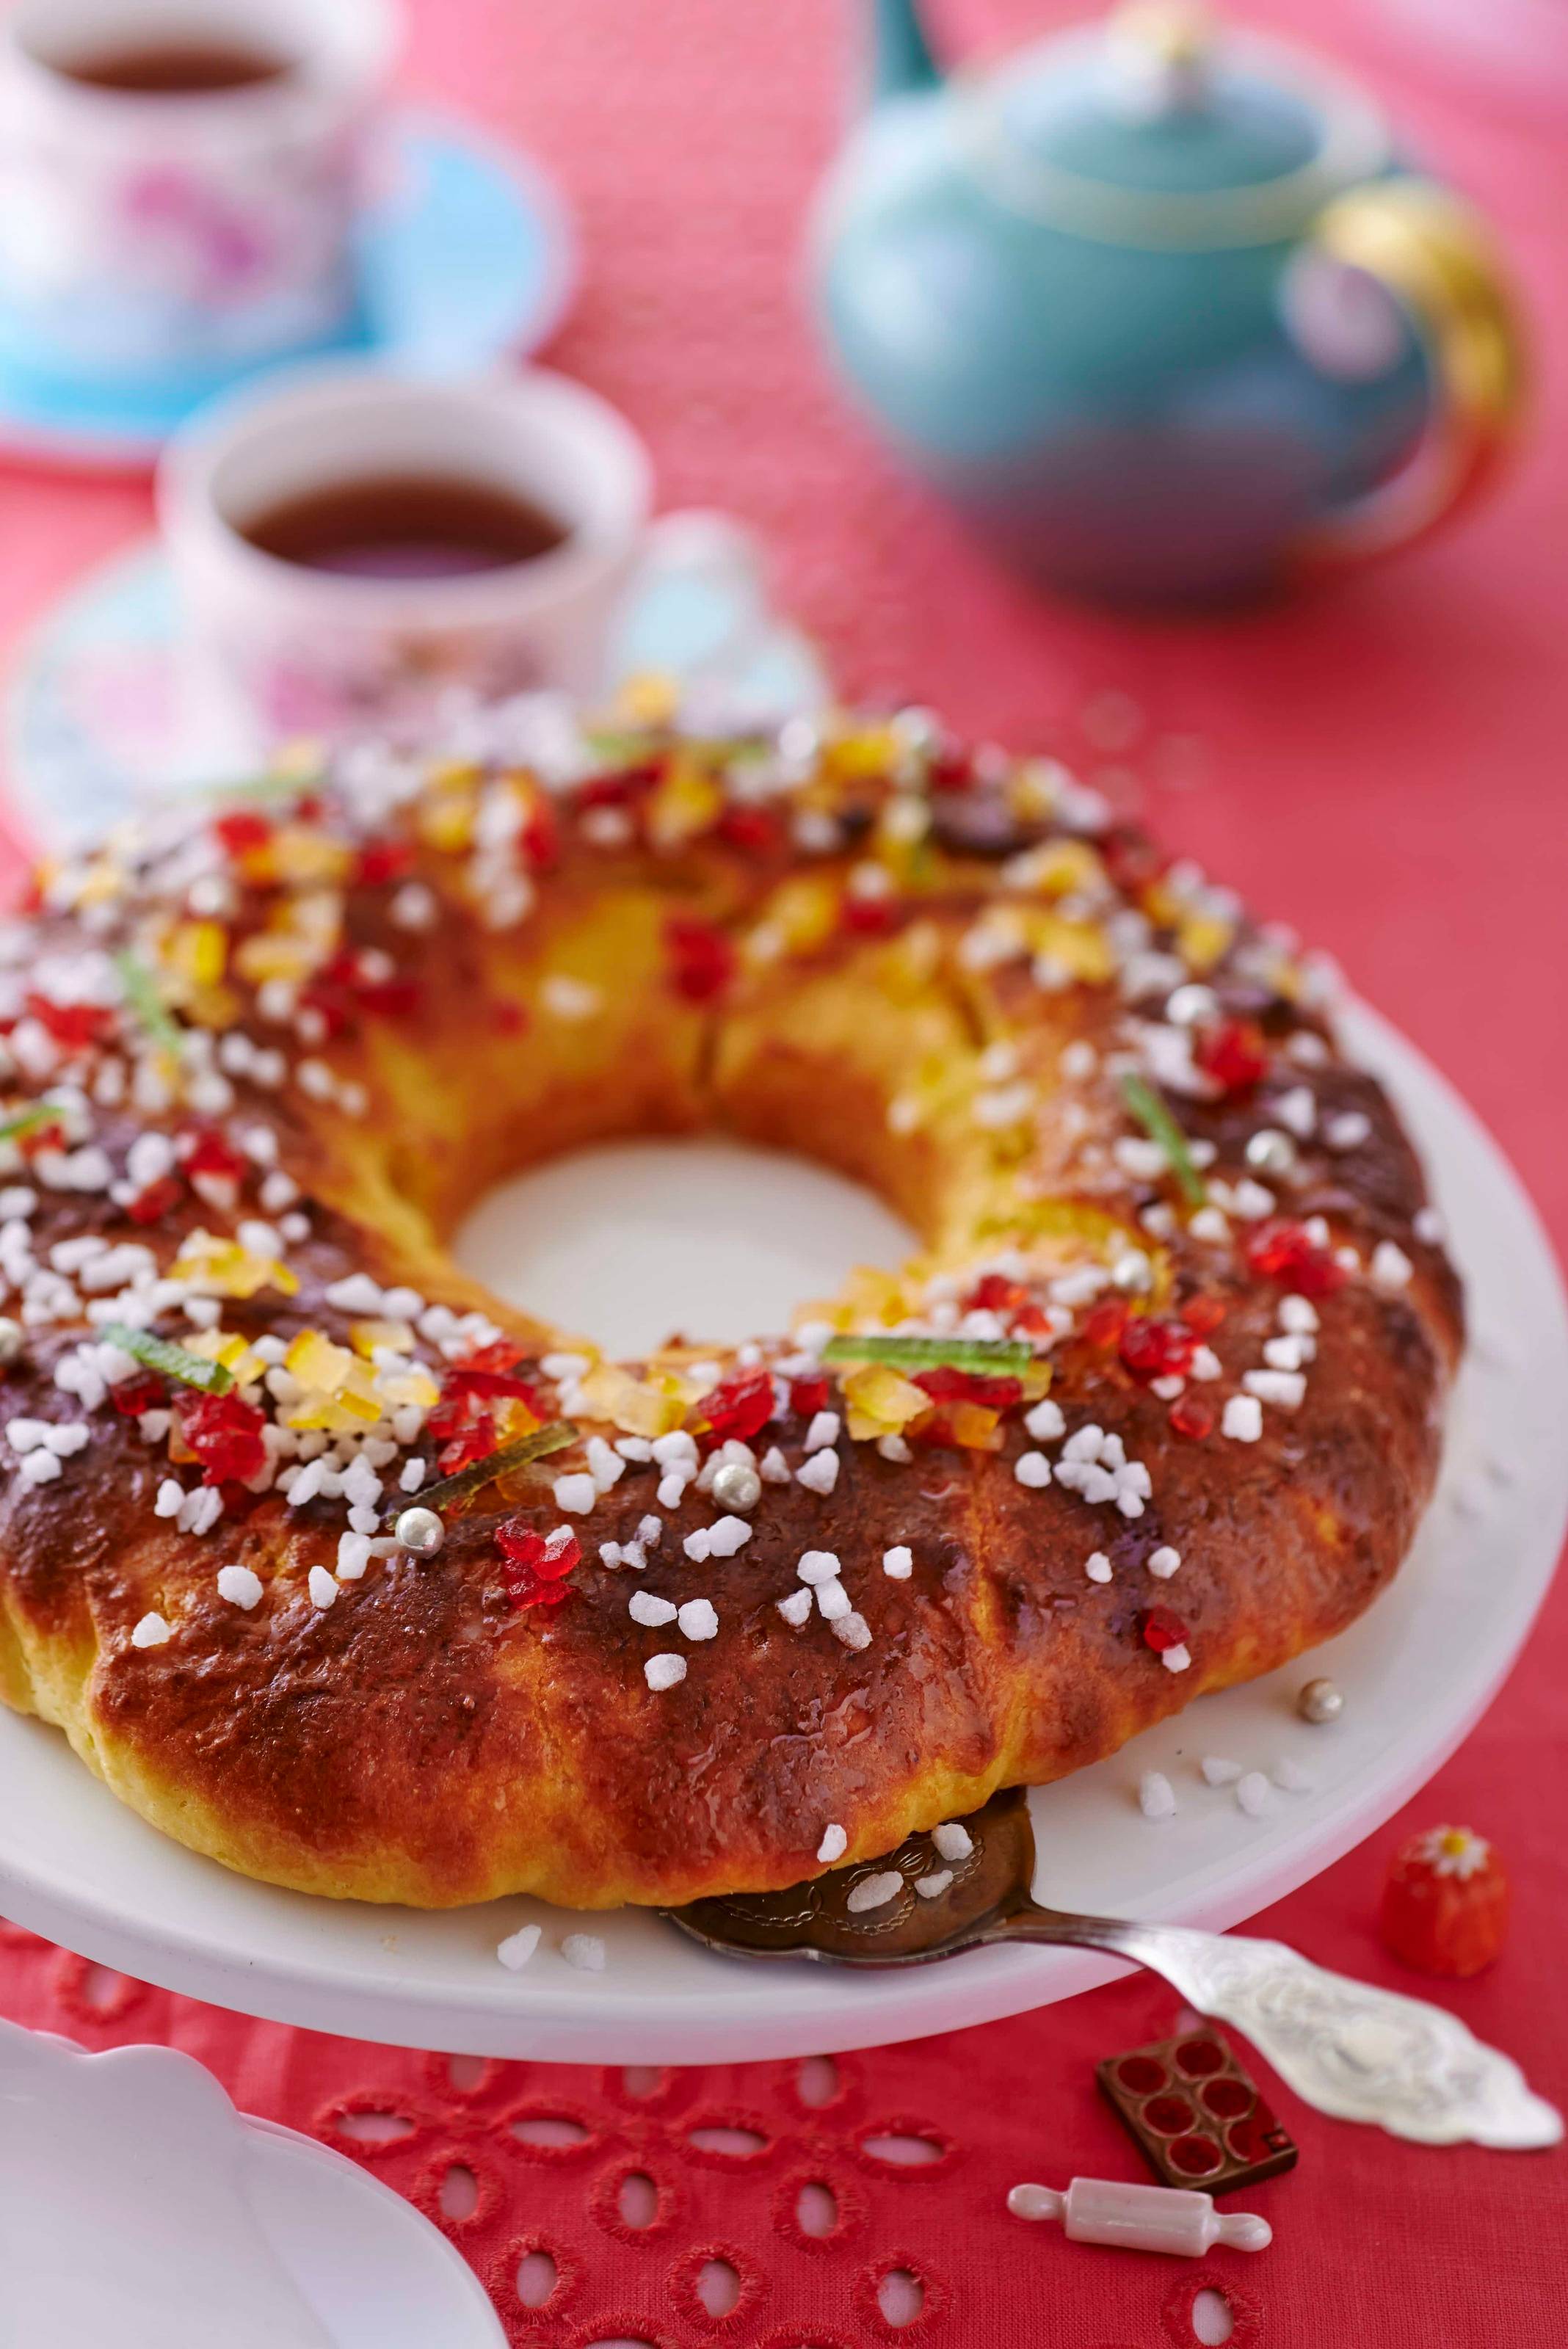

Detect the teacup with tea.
xmin=158 ymin=363 xmax=655 ymax=760
xmin=0 ymin=0 xmax=399 ymax=390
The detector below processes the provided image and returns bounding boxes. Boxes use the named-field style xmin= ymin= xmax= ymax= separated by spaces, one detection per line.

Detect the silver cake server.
xmin=666 ymin=1789 xmax=1561 ymax=2150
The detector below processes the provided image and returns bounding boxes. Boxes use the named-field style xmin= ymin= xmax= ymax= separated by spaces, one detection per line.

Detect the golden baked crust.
xmin=0 ymin=709 xmax=1462 ymax=1908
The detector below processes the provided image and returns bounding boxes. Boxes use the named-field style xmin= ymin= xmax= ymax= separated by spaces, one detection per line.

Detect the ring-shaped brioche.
xmin=0 ymin=706 xmax=1461 ymax=1909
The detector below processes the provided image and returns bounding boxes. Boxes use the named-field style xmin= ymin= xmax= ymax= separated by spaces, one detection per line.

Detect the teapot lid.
xmin=963 ymin=5 xmax=1390 ymax=247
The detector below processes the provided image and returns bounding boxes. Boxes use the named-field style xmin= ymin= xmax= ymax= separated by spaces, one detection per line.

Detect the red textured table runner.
xmin=1 ymin=2 xmax=1565 ymax=2343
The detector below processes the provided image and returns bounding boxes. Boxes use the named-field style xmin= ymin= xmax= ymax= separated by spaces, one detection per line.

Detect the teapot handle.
xmin=1292 ymin=178 xmax=1527 ymax=569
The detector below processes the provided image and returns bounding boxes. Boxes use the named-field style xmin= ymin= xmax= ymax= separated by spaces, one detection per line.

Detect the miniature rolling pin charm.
xmin=1006 ymin=2176 xmax=1271 ymax=2257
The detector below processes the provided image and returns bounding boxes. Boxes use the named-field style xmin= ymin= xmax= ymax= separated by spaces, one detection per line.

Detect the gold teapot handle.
xmin=1293 ymin=178 xmax=1528 ymax=569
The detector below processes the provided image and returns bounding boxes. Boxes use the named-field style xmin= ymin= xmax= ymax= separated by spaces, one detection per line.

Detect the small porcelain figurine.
xmin=812 ymin=1 xmax=1526 ymax=602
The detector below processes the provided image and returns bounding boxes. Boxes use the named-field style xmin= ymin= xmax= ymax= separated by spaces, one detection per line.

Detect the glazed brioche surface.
xmin=0 ymin=707 xmax=1461 ymax=1908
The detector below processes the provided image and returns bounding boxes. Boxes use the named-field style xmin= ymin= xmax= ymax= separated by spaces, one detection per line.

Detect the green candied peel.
xmin=390 ymin=1420 xmax=579 ymax=1521
xmin=821 ymin=1334 xmax=1033 ymax=1373
xmin=0 ymin=1102 xmax=67 ymax=1147
xmin=112 ymin=951 xmax=184 ymax=1058
xmin=1119 ymin=1072 xmax=1208 ymax=1208
xmin=101 ymin=1323 xmax=233 ymax=1395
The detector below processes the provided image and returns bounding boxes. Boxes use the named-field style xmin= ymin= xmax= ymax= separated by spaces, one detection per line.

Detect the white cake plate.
xmin=0 ymin=1002 xmax=1562 ymax=2061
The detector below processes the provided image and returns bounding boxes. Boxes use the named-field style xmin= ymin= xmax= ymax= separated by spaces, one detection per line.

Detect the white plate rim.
xmin=0 ymin=999 xmax=1562 ymax=2062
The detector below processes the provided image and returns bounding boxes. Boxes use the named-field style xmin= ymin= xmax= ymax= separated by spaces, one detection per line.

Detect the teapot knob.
xmin=1106 ymin=1 xmax=1216 ymax=117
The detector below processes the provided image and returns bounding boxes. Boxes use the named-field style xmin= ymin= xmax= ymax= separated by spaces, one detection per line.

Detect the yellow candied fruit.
xmin=163 ymin=919 xmax=228 ymax=990
xmin=945 ymin=1400 xmax=1003 ymax=1451
xmin=842 ymin=1362 xmax=932 ymax=1440
xmin=577 ymin=1360 xmax=687 ymax=1438
xmin=285 ymin=1329 xmax=354 ymax=1393
xmin=266 ymin=825 xmax=350 ymax=888
xmin=1008 ymin=757 xmax=1076 ymax=823
xmin=763 ymin=875 xmax=839 ymax=954
xmin=1177 ymin=910 xmax=1234 ymax=974
xmin=172 ymin=1239 xmax=297 ymax=1300
xmin=234 ymin=929 xmax=316 ymax=987
xmin=822 ymin=725 xmax=901 ymax=781
xmin=182 ymin=1328 xmax=266 ymax=1387
xmin=615 ymin=669 xmax=680 ymax=728
xmin=419 ymin=794 xmax=477 ymax=854
xmin=349 ymin=1318 xmax=415 ymax=1358
xmin=1015 ymin=839 xmax=1106 ymax=900
xmin=646 ymin=752 xmax=722 ymax=849
xmin=1028 ymin=912 xmax=1115 ymax=985
xmin=879 ymin=920 xmax=942 ymax=998
xmin=377 ymin=1365 xmax=440 ymax=1412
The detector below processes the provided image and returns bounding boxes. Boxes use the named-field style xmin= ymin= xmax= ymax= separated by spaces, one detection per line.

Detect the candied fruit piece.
xmin=1141 ymin=1606 xmax=1189 ymax=1655
xmin=1117 ymin=1316 xmax=1196 ymax=1381
xmin=1168 ymin=1392 xmax=1214 ymax=1439
xmin=665 ymin=916 xmax=737 ymax=1004
xmin=1081 ymin=1298 xmax=1130 ymax=1351
xmin=181 ymin=1391 xmax=266 ymax=1486
xmin=1195 ymin=1017 xmax=1268 ymax=1094
xmin=1246 ymin=1219 xmax=1346 ymax=1297
xmin=912 ymin=1365 xmax=1023 ymax=1411
xmin=696 ymin=1368 xmax=775 ymax=1445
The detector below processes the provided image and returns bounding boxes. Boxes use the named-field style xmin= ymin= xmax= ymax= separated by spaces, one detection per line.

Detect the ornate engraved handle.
xmin=1293 ymin=177 xmax=1528 ymax=568
xmin=1112 ymin=1923 xmax=1562 ymax=2150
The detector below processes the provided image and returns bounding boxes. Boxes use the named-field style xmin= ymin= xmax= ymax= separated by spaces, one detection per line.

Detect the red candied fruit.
xmin=841 ymin=890 xmax=899 ymax=937
xmin=790 ymin=1373 xmax=830 ymax=1422
xmin=1081 ymin=1297 xmax=1130 ymax=1351
xmin=520 ymin=797 xmax=559 ymax=874
xmin=1117 ymin=1316 xmax=1196 ymax=1382
xmin=496 ymin=1520 xmax=581 ymax=1610
xmin=492 ymin=998 xmax=528 ymax=1036
xmin=356 ymin=977 xmax=421 ymax=1020
xmin=126 ymin=1172 xmax=183 ymax=1225
xmin=25 ymin=994 xmax=113 ymax=1053
xmin=214 ymin=809 xmax=272 ymax=859
xmin=110 ymin=1372 xmax=166 ymax=1417
xmin=965 ymin=1273 xmax=1025 ymax=1315
xmin=696 ymin=1367 xmax=774 ymax=1446
xmin=1141 ymin=1606 xmax=1189 ymax=1655
xmin=1195 ymin=1017 xmax=1268 ymax=1095
xmin=1101 ymin=832 xmax=1168 ymax=900
xmin=1168 ymin=1392 xmax=1215 ymax=1439
xmin=913 ymin=1365 xmax=1023 ymax=1411
xmin=181 ymin=1390 xmax=266 ymax=1486
xmin=717 ymin=804 xmax=785 ymax=857
xmin=355 ymin=838 xmax=414 ymax=887
xmin=1182 ymin=1293 xmax=1227 ymax=1337
xmin=928 ymin=749 xmax=973 ymax=793
xmin=665 ymin=916 xmax=737 ymax=1005
xmin=579 ymin=759 xmax=663 ymax=810
xmin=434 ymin=1415 xmax=497 ymax=1474
xmin=1011 ymin=1302 xmax=1055 ymax=1341
xmin=184 ymin=1128 xmax=247 ymax=1186
xmin=1246 ymin=1219 xmax=1346 ymax=1297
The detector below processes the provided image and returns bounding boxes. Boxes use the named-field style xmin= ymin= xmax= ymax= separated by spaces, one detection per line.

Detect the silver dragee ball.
xmin=394 ymin=1506 xmax=446 ymax=1558
xmin=712 ymin=1462 xmax=763 ymax=1513
xmin=1297 ymin=1677 xmax=1343 ymax=1724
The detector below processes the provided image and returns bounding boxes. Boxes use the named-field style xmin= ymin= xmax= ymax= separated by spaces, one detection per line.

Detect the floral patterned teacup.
xmin=157 ymin=363 xmax=656 ymax=768
xmin=0 ymin=0 xmax=399 ymax=392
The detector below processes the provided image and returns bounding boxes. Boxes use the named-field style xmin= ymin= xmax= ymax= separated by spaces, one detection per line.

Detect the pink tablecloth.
xmin=1 ymin=3 xmax=1564 ymax=2344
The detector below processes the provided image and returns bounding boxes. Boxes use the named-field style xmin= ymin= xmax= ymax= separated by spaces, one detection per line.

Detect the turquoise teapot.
xmin=812 ymin=1 xmax=1525 ymax=602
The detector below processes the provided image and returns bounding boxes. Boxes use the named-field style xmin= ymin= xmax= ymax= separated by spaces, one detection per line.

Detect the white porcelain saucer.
xmin=0 ymin=1002 xmax=1562 ymax=2063
xmin=0 ymin=2019 xmax=504 ymax=2348
xmin=4 ymin=510 xmax=832 ymax=852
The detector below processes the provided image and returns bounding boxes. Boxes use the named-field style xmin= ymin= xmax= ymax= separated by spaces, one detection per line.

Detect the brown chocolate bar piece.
xmin=1096 ymin=2027 xmax=1298 ymax=2193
